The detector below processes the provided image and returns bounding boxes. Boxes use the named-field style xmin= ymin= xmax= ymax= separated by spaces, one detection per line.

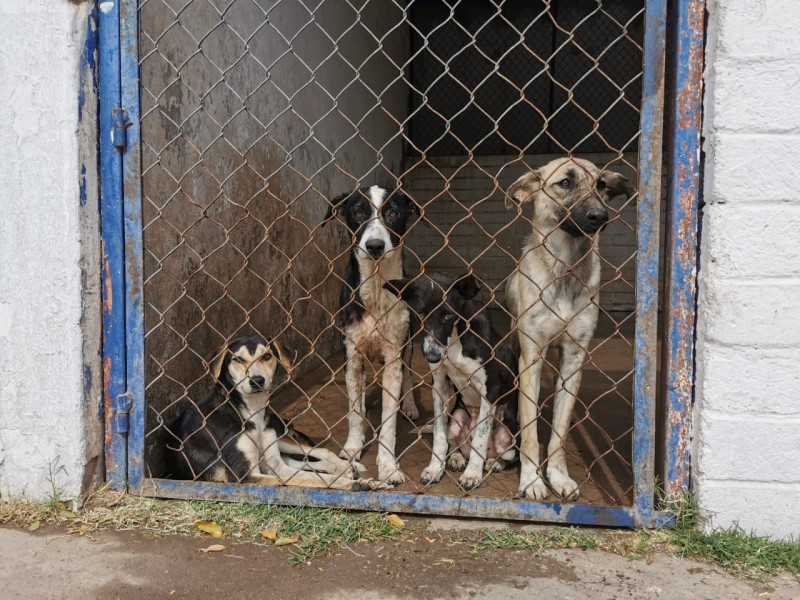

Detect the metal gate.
xmin=100 ymin=0 xmax=703 ymax=527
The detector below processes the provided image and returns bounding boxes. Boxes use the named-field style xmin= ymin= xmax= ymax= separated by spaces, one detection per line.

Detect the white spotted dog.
xmin=384 ymin=274 xmax=518 ymax=491
xmin=323 ymin=186 xmax=421 ymax=485
xmin=505 ymin=157 xmax=636 ymax=500
xmin=165 ymin=335 xmax=385 ymax=491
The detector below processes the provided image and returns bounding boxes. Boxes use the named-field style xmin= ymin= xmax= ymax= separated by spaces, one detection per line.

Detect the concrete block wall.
xmin=694 ymin=0 xmax=800 ymax=539
xmin=0 ymin=0 xmax=102 ymax=501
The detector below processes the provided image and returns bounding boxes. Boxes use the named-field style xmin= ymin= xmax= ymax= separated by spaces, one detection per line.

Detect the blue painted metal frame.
xmin=99 ymin=0 xmax=127 ymax=490
xmin=100 ymin=0 xmax=703 ymax=527
xmin=662 ymin=0 xmax=705 ymax=503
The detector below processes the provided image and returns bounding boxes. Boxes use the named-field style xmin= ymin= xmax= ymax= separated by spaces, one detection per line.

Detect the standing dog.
xmin=385 ymin=274 xmax=517 ymax=490
xmin=323 ymin=185 xmax=420 ymax=485
xmin=165 ymin=335 xmax=382 ymax=491
xmin=505 ymin=157 xmax=635 ymax=500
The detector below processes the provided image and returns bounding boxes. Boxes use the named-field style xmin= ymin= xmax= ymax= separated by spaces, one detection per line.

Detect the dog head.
xmin=209 ymin=335 xmax=296 ymax=396
xmin=322 ymin=185 xmax=420 ymax=260
xmin=384 ymin=273 xmax=481 ymax=364
xmin=506 ymin=157 xmax=636 ymax=237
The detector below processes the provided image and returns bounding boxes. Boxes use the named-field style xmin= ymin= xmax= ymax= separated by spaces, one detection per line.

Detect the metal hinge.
xmin=112 ymin=108 xmax=131 ymax=152
xmin=114 ymin=392 xmax=133 ymax=435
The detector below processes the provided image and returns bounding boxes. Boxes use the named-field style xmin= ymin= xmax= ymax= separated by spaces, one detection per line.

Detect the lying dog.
xmin=505 ymin=157 xmax=635 ymax=500
xmin=165 ymin=335 xmax=383 ymax=491
xmin=323 ymin=185 xmax=420 ymax=485
xmin=385 ymin=274 xmax=517 ymax=490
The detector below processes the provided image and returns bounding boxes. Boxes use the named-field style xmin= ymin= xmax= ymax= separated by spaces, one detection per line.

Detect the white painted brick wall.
xmin=694 ymin=0 xmax=800 ymax=539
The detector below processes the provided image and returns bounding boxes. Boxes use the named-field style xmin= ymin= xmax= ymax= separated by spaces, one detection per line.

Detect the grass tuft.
xmin=474 ymin=526 xmax=598 ymax=553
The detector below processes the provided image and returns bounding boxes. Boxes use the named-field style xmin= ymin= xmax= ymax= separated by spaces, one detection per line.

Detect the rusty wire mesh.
xmin=139 ymin=0 xmax=654 ymax=505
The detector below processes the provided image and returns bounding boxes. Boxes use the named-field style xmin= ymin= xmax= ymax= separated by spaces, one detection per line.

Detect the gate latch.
xmin=112 ymin=108 xmax=131 ymax=153
xmin=114 ymin=391 xmax=133 ymax=435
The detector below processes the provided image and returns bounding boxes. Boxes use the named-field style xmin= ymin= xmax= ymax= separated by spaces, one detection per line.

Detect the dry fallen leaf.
xmin=260 ymin=529 xmax=277 ymax=541
xmin=28 ymin=521 xmax=41 ymax=532
xmin=425 ymin=536 xmax=437 ymax=544
xmin=273 ymin=533 xmax=300 ymax=547
xmin=195 ymin=521 xmax=223 ymax=538
xmin=386 ymin=514 xmax=405 ymax=528
xmin=199 ymin=544 xmax=227 ymax=553
xmin=645 ymin=554 xmax=655 ymax=565
xmin=66 ymin=525 xmax=90 ymax=535
xmin=59 ymin=510 xmax=77 ymax=520
xmin=437 ymin=558 xmax=456 ymax=566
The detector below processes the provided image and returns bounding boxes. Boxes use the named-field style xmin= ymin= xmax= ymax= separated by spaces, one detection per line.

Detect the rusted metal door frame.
xmin=100 ymin=0 xmax=705 ymax=527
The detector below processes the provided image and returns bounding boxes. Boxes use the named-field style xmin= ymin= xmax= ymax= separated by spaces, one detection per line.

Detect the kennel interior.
xmin=136 ymin=0 xmax=669 ymax=513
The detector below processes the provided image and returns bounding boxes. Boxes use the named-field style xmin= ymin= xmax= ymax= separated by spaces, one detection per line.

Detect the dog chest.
xmin=442 ymin=336 xmax=487 ymax=408
xmin=346 ymin=307 xmax=409 ymax=361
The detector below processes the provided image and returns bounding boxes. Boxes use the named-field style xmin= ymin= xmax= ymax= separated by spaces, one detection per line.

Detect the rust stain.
xmin=103 ymin=259 xmax=113 ymax=313
xmin=103 ymin=356 xmax=114 ymax=452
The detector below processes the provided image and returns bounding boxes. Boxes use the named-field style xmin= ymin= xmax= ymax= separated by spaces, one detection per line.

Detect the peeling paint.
xmin=99 ymin=2 xmax=114 ymax=14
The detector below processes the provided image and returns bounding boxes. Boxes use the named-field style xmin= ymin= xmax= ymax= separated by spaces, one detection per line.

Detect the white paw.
xmin=377 ymin=460 xmax=406 ymax=486
xmin=518 ymin=475 xmax=550 ymax=500
xmin=485 ymin=458 xmax=505 ymax=473
xmin=458 ymin=467 xmax=483 ymax=491
xmin=353 ymin=478 xmax=390 ymax=491
xmin=401 ymin=396 xmax=419 ymax=421
xmin=420 ymin=465 xmax=444 ymax=485
xmin=446 ymin=452 xmax=467 ymax=472
xmin=547 ymin=467 xmax=579 ymax=500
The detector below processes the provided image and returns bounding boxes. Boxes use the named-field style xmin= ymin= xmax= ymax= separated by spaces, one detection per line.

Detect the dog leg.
xmin=459 ymin=400 xmax=493 ymax=491
xmin=341 ymin=344 xmax=367 ymax=461
xmin=278 ymin=439 xmax=367 ymax=477
xmin=420 ymin=368 xmax=451 ymax=485
xmin=517 ymin=335 xmax=549 ymax=500
xmin=400 ymin=342 xmax=419 ymax=421
xmin=247 ymin=471 xmax=386 ymax=492
xmin=376 ymin=355 xmax=405 ymax=485
xmin=446 ymin=405 xmax=469 ymax=471
xmin=546 ymin=342 xmax=585 ymax=500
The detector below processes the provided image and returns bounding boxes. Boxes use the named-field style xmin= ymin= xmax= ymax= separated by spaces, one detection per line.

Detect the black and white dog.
xmin=165 ymin=335 xmax=383 ymax=491
xmin=323 ymin=185 xmax=420 ymax=485
xmin=384 ymin=274 xmax=518 ymax=491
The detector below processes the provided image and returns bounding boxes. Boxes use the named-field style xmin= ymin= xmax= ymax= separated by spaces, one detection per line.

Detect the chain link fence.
xmin=139 ymin=0 xmax=652 ymax=506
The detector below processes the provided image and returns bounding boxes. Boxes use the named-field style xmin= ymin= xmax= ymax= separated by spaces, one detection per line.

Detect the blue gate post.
xmin=662 ymin=0 xmax=705 ymax=503
xmin=99 ymin=0 xmax=128 ymax=489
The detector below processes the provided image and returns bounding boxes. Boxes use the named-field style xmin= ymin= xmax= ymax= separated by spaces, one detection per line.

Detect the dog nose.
xmin=586 ymin=208 xmax=609 ymax=227
xmin=365 ymin=239 xmax=385 ymax=258
xmin=250 ymin=375 xmax=266 ymax=388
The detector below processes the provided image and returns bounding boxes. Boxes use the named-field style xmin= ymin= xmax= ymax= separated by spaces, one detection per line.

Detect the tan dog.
xmin=505 ymin=157 xmax=635 ymax=500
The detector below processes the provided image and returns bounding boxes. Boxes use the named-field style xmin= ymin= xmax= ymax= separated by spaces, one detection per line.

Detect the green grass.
xmin=1 ymin=490 xmax=798 ymax=577
xmin=666 ymin=495 xmax=800 ymax=580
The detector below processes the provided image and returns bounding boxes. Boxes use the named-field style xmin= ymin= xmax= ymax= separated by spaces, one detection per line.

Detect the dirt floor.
xmin=2 ymin=522 xmax=798 ymax=600
xmin=269 ymin=312 xmax=636 ymax=505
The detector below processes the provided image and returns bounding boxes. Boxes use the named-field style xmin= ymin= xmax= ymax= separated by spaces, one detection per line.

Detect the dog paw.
xmin=518 ymin=476 xmax=550 ymax=500
xmin=353 ymin=478 xmax=390 ymax=492
xmin=458 ymin=467 xmax=483 ymax=491
xmin=377 ymin=461 xmax=406 ymax=486
xmin=446 ymin=453 xmax=467 ymax=472
xmin=547 ymin=468 xmax=579 ymax=500
xmin=485 ymin=458 xmax=505 ymax=473
xmin=420 ymin=466 xmax=444 ymax=486
xmin=401 ymin=397 xmax=419 ymax=421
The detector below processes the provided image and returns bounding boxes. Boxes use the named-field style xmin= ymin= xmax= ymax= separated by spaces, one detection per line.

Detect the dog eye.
xmin=231 ymin=356 xmax=245 ymax=364
xmin=353 ymin=208 xmax=364 ymax=219
xmin=559 ymin=178 xmax=572 ymax=189
xmin=386 ymin=209 xmax=398 ymax=219
xmin=260 ymin=354 xmax=272 ymax=362
xmin=596 ymin=180 xmax=606 ymax=191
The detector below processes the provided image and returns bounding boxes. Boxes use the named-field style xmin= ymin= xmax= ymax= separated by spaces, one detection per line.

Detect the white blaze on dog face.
xmin=356 ymin=185 xmax=394 ymax=260
xmin=227 ymin=343 xmax=278 ymax=395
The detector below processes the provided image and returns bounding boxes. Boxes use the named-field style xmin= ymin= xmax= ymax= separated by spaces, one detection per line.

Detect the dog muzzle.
xmin=422 ymin=336 xmax=444 ymax=364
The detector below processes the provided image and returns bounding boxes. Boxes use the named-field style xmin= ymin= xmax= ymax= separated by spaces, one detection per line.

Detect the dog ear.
xmin=454 ymin=274 xmax=481 ymax=300
xmin=506 ymin=171 xmax=543 ymax=209
xmin=210 ymin=343 xmax=229 ymax=383
xmin=321 ymin=191 xmax=350 ymax=226
xmin=271 ymin=341 xmax=296 ymax=372
xmin=383 ymin=278 xmax=411 ymax=299
xmin=599 ymin=171 xmax=637 ymax=200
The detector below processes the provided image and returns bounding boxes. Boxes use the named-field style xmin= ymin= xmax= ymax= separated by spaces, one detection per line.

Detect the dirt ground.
xmin=2 ymin=523 xmax=798 ymax=600
xmin=269 ymin=312 xmax=636 ymax=504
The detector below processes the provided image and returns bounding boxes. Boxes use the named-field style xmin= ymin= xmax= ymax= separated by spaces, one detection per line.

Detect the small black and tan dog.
xmin=384 ymin=274 xmax=518 ymax=491
xmin=165 ymin=335 xmax=384 ymax=491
